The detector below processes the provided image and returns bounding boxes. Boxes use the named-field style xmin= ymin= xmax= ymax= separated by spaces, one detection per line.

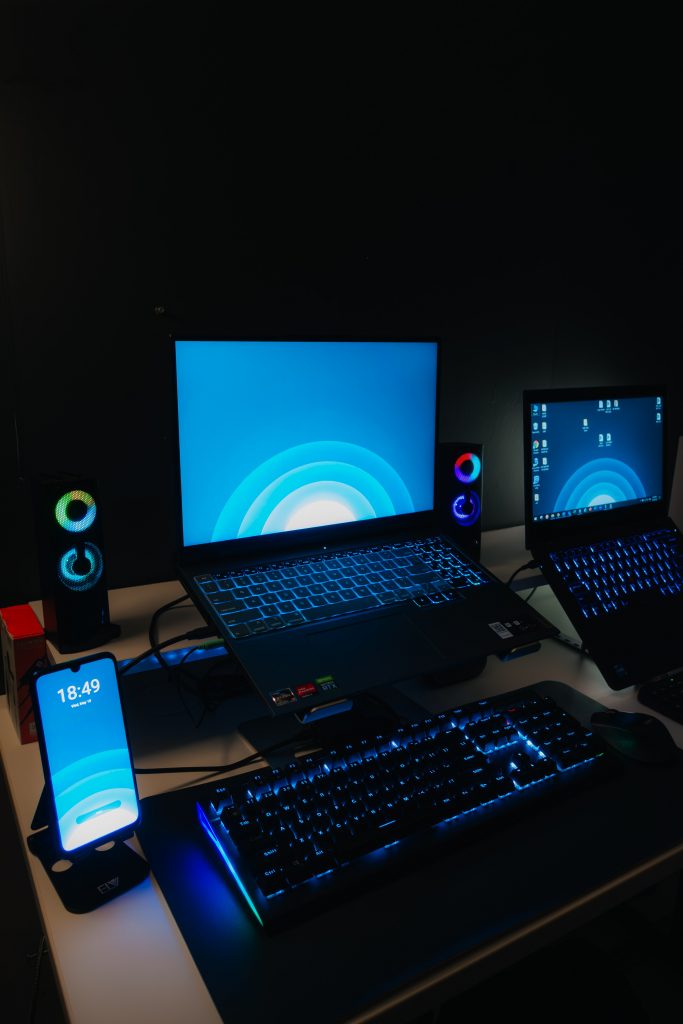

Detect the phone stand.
xmin=27 ymin=787 xmax=149 ymax=914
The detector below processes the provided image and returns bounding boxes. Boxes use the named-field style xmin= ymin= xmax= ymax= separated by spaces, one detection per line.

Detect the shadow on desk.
xmin=0 ymin=768 xmax=66 ymax=1023
xmin=137 ymin=736 xmax=683 ymax=1024
xmin=4 ymin=735 xmax=682 ymax=1024
xmin=437 ymin=892 xmax=683 ymax=1024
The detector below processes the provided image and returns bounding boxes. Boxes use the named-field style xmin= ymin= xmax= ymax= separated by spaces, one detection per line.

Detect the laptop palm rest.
xmin=235 ymin=613 xmax=452 ymax=714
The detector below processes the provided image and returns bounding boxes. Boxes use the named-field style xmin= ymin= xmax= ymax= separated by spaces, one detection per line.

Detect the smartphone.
xmin=32 ymin=651 xmax=141 ymax=855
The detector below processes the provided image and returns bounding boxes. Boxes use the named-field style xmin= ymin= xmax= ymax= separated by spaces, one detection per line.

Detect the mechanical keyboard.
xmin=197 ymin=683 xmax=614 ymax=929
xmin=194 ymin=535 xmax=490 ymax=641
xmin=638 ymin=668 xmax=683 ymax=724
xmin=550 ymin=527 xmax=683 ymax=620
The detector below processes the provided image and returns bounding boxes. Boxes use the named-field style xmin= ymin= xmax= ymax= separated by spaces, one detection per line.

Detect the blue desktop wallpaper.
xmin=530 ymin=394 xmax=664 ymax=521
xmin=175 ymin=341 xmax=438 ymax=547
xmin=37 ymin=659 xmax=138 ymax=852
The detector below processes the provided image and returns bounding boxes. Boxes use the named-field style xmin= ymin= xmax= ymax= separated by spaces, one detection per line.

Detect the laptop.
xmin=172 ymin=338 xmax=557 ymax=718
xmin=523 ymin=384 xmax=683 ymax=691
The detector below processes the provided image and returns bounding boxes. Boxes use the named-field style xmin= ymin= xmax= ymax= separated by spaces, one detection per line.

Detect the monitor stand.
xmin=238 ymin=656 xmax=487 ymax=763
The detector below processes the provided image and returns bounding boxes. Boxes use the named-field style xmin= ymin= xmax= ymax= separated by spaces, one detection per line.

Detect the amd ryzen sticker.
xmin=295 ymin=683 xmax=317 ymax=699
xmin=270 ymin=687 xmax=297 ymax=706
xmin=488 ymin=621 xmax=514 ymax=639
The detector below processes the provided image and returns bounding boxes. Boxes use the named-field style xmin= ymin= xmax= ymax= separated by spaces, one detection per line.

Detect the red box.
xmin=1 ymin=604 xmax=52 ymax=744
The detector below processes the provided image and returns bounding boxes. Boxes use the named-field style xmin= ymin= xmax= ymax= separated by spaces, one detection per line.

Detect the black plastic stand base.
xmin=27 ymin=826 xmax=149 ymax=913
xmin=46 ymin=621 xmax=122 ymax=655
xmin=27 ymin=785 xmax=148 ymax=913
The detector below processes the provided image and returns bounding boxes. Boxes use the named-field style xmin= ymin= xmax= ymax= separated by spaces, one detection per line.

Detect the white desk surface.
xmin=3 ymin=525 xmax=683 ymax=1024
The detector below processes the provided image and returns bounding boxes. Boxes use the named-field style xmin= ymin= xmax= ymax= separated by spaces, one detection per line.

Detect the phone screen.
xmin=34 ymin=654 xmax=140 ymax=853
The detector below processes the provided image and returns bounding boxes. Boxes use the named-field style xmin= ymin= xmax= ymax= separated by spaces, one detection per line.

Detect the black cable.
xmin=510 ymin=566 xmax=587 ymax=649
xmin=148 ymin=595 xmax=193 ymax=677
xmin=118 ymin=626 xmax=216 ymax=677
xmin=506 ymin=559 xmax=538 ymax=587
xmin=134 ymin=733 xmax=302 ymax=775
xmin=148 ymin=594 xmax=190 ymax=644
xmin=168 ymin=645 xmax=204 ymax=727
xmin=27 ymin=934 xmax=46 ymax=1024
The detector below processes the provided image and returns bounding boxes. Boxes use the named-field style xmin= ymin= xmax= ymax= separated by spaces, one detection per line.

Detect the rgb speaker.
xmin=32 ymin=475 xmax=121 ymax=653
xmin=435 ymin=442 xmax=484 ymax=561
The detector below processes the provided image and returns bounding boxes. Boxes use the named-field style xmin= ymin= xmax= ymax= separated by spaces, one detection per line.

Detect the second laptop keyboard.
xmin=197 ymin=683 xmax=613 ymax=928
xmin=194 ymin=535 xmax=490 ymax=640
xmin=550 ymin=527 xmax=683 ymax=620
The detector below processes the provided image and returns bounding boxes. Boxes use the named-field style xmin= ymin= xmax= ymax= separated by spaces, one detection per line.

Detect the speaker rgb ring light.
xmin=451 ymin=490 xmax=481 ymax=527
xmin=58 ymin=542 xmax=103 ymax=592
xmin=54 ymin=489 xmax=97 ymax=533
xmin=453 ymin=452 xmax=481 ymax=485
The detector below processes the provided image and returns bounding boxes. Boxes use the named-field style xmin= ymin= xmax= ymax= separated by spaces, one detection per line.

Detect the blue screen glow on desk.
xmin=175 ymin=340 xmax=438 ymax=547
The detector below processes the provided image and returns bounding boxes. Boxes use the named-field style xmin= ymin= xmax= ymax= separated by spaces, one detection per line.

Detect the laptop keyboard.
xmin=549 ymin=527 xmax=683 ymax=620
xmin=196 ymin=683 xmax=613 ymax=928
xmin=194 ymin=536 xmax=490 ymax=640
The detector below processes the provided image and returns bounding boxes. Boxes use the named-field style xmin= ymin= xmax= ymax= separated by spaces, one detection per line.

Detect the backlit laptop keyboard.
xmin=550 ymin=527 xmax=683 ymax=620
xmin=194 ymin=536 xmax=490 ymax=640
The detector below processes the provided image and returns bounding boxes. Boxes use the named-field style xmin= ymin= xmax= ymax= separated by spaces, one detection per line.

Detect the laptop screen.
xmin=525 ymin=388 xmax=665 ymax=526
xmin=174 ymin=340 xmax=438 ymax=548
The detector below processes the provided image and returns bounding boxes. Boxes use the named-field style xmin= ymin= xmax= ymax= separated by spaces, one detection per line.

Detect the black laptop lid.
xmin=523 ymin=385 xmax=669 ymax=552
xmin=173 ymin=339 xmax=439 ymax=565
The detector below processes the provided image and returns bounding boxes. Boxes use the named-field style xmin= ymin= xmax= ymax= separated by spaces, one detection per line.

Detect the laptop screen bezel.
xmin=523 ymin=383 xmax=670 ymax=551
xmin=170 ymin=336 xmax=442 ymax=567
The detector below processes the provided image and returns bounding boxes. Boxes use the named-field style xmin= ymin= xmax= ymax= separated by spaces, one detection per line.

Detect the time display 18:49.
xmin=57 ymin=678 xmax=101 ymax=703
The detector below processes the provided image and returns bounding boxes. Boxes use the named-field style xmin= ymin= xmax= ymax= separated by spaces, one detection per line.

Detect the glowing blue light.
xmin=451 ymin=490 xmax=481 ymax=527
xmin=118 ymin=643 xmax=225 ymax=676
xmin=197 ymin=805 xmax=264 ymax=927
xmin=212 ymin=441 xmax=414 ymax=541
xmin=554 ymin=458 xmax=645 ymax=513
xmin=454 ymin=452 xmax=481 ymax=485
xmin=57 ymin=543 xmax=103 ymax=592
xmin=285 ymin=497 xmax=358 ymax=531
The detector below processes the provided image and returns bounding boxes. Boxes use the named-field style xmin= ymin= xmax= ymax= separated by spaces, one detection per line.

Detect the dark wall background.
xmin=1 ymin=7 xmax=681 ymax=606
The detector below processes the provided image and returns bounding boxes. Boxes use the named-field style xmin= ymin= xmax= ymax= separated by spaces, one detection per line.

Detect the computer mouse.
xmin=590 ymin=708 xmax=680 ymax=763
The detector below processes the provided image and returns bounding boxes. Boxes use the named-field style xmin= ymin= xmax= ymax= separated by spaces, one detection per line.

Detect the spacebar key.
xmin=301 ymin=596 xmax=380 ymax=621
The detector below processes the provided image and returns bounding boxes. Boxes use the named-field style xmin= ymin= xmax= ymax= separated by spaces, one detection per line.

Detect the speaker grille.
xmin=435 ymin=442 xmax=484 ymax=560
